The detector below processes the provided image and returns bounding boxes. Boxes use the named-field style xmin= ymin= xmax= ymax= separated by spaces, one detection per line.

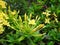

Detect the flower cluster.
xmin=43 ymin=10 xmax=58 ymax=24
xmin=0 ymin=0 xmax=6 ymax=8
xmin=7 ymin=11 xmax=45 ymax=37
xmin=0 ymin=11 xmax=9 ymax=34
xmin=43 ymin=10 xmax=51 ymax=24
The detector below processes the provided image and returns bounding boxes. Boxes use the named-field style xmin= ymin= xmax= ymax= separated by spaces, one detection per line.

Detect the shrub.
xmin=0 ymin=0 xmax=60 ymax=45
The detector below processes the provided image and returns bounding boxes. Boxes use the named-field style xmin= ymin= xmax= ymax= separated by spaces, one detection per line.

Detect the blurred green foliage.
xmin=4 ymin=0 xmax=60 ymax=23
xmin=4 ymin=0 xmax=60 ymax=15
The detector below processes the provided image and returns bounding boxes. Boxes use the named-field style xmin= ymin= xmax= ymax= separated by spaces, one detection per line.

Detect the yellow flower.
xmin=45 ymin=18 xmax=50 ymax=23
xmin=0 ymin=19 xmax=10 ymax=26
xmin=24 ymin=13 xmax=28 ymax=21
xmin=0 ymin=0 xmax=6 ymax=8
xmin=0 ymin=25 xmax=4 ymax=34
xmin=11 ymin=10 xmax=17 ymax=15
xmin=36 ymin=15 xmax=38 ymax=20
xmin=0 ymin=13 xmax=4 ymax=24
xmin=29 ymin=19 xmax=35 ymax=25
xmin=0 ymin=19 xmax=3 ymax=24
xmin=19 ymin=16 xmax=22 ymax=22
xmin=0 ymin=11 xmax=9 ymax=19
xmin=55 ymin=18 xmax=58 ymax=23
xmin=0 ymin=15 xmax=3 ymax=19
xmin=53 ymin=12 xmax=57 ymax=17
xmin=3 ymin=20 xmax=10 ymax=26
xmin=42 ymin=10 xmax=50 ymax=17
xmin=0 ymin=12 xmax=9 ymax=26
xmin=2 ymin=12 xmax=9 ymax=19
xmin=35 ymin=15 xmax=40 ymax=21
xmin=31 ymin=24 xmax=44 ymax=33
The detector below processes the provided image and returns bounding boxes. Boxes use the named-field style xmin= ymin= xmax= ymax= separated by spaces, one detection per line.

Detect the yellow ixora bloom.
xmin=0 ymin=11 xmax=9 ymax=26
xmin=19 ymin=16 xmax=22 ymax=22
xmin=24 ymin=13 xmax=28 ymax=21
xmin=55 ymin=18 xmax=58 ymax=23
xmin=53 ymin=12 xmax=57 ymax=17
xmin=0 ymin=25 xmax=4 ymax=34
xmin=0 ymin=12 xmax=9 ymax=19
xmin=8 ymin=6 xmax=20 ymax=15
xmin=35 ymin=15 xmax=40 ymax=21
xmin=45 ymin=18 xmax=50 ymax=24
xmin=36 ymin=15 xmax=38 ymax=20
xmin=0 ymin=19 xmax=3 ymax=24
xmin=29 ymin=19 xmax=36 ymax=25
xmin=52 ymin=12 xmax=58 ymax=23
xmin=3 ymin=20 xmax=10 ymax=26
xmin=11 ymin=10 xmax=17 ymax=15
xmin=0 ymin=0 xmax=7 ymax=8
xmin=42 ymin=10 xmax=51 ymax=17
xmin=0 ymin=15 xmax=3 ymax=19
xmin=31 ymin=24 xmax=44 ymax=33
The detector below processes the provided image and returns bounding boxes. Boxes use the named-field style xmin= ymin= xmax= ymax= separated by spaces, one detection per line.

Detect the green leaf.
xmin=48 ymin=41 xmax=54 ymax=45
xmin=40 ymin=41 xmax=45 ymax=45
xmin=17 ymin=36 xmax=25 ymax=42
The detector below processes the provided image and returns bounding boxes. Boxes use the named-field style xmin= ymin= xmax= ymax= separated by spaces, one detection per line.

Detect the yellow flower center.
xmin=29 ymin=19 xmax=35 ymax=25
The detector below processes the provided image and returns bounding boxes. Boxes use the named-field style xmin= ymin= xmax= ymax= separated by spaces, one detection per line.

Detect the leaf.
xmin=48 ymin=41 xmax=54 ymax=45
xmin=40 ymin=41 xmax=45 ymax=45
xmin=17 ymin=36 xmax=25 ymax=42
